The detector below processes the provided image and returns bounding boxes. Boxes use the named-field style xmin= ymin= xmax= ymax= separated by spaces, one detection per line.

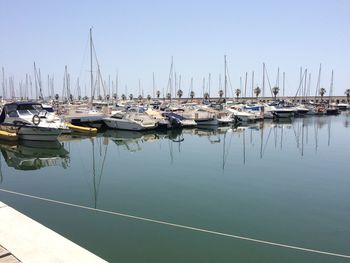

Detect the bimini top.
xmin=3 ymin=101 xmax=43 ymax=107
xmin=0 ymin=101 xmax=44 ymax=123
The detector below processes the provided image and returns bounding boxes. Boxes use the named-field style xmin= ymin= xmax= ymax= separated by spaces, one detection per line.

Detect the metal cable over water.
xmin=0 ymin=188 xmax=349 ymax=260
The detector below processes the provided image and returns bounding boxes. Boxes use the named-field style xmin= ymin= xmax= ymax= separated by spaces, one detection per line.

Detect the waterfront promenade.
xmin=0 ymin=202 xmax=106 ymax=263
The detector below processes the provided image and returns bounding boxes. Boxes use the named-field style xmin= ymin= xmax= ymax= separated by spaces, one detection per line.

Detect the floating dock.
xmin=0 ymin=201 xmax=107 ymax=263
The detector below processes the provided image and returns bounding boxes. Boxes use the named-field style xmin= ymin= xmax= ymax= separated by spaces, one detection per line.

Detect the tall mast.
xmin=283 ymin=72 xmax=285 ymax=97
xmin=251 ymin=71 xmax=254 ymax=98
xmin=116 ymin=71 xmax=118 ymax=100
xmin=34 ymin=62 xmax=38 ymax=100
xmin=262 ymin=63 xmax=265 ymax=98
xmin=224 ymin=55 xmax=227 ymax=99
xmin=152 ymin=72 xmax=155 ymax=98
xmin=244 ymin=72 xmax=248 ymax=98
xmin=315 ymin=64 xmax=321 ymax=99
xmin=329 ymin=69 xmax=334 ymax=103
xmin=1 ymin=67 xmax=5 ymax=99
xmin=208 ymin=73 xmax=211 ymax=96
xmin=90 ymin=27 xmax=93 ymax=101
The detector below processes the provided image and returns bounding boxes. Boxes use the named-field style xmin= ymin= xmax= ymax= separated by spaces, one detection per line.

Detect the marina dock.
xmin=0 ymin=201 xmax=107 ymax=263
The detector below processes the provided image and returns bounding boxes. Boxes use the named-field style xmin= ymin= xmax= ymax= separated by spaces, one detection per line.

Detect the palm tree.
xmin=55 ymin=94 xmax=59 ymax=100
xmin=113 ymin=93 xmax=117 ymax=100
xmin=254 ymin=86 xmax=261 ymax=99
xmin=121 ymin=94 xmax=126 ymax=101
xmin=166 ymin=93 xmax=171 ymax=100
xmin=147 ymin=94 xmax=151 ymax=101
xmin=78 ymin=95 xmax=81 ymax=101
xmin=129 ymin=94 xmax=133 ymax=101
xmin=272 ymin=86 xmax=279 ymax=100
xmin=156 ymin=90 xmax=161 ymax=99
xmin=235 ymin=89 xmax=241 ymax=100
xmin=190 ymin=91 xmax=195 ymax=101
xmin=138 ymin=95 xmax=143 ymax=102
xmin=345 ymin=89 xmax=350 ymax=103
xmin=219 ymin=90 xmax=224 ymax=99
xmin=319 ymin=88 xmax=326 ymax=101
xmin=69 ymin=94 xmax=73 ymax=102
xmin=204 ymin=92 xmax=210 ymax=101
xmin=177 ymin=89 xmax=183 ymax=101
xmin=106 ymin=94 xmax=110 ymax=101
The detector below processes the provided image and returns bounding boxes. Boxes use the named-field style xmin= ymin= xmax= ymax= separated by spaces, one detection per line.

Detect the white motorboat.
xmin=271 ymin=107 xmax=295 ymax=118
xmin=178 ymin=107 xmax=219 ymax=126
xmin=226 ymin=107 xmax=257 ymax=122
xmin=0 ymin=102 xmax=65 ymax=141
xmin=103 ymin=111 xmax=158 ymax=131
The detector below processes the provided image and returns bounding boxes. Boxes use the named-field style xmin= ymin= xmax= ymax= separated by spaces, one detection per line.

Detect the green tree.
xmin=254 ymin=86 xmax=261 ymax=99
xmin=219 ymin=89 xmax=224 ymax=99
xmin=319 ymin=88 xmax=326 ymax=100
xmin=345 ymin=89 xmax=350 ymax=103
xmin=235 ymin=89 xmax=241 ymax=99
xmin=272 ymin=86 xmax=279 ymax=100
xmin=177 ymin=89 xmax=183 ymax=101
xmin=190 ymin=91 xmax=195 ymax=101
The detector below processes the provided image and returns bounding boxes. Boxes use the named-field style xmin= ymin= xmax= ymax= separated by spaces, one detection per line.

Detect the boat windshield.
xmin=17 ymin=104 xmax=42 ymax=115
xmin=18 ymin=110 xmax=32 ymax=116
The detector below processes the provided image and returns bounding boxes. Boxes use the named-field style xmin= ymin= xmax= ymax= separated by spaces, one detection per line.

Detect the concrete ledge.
xmin=0 ymin=202 xmax=107 ymax=263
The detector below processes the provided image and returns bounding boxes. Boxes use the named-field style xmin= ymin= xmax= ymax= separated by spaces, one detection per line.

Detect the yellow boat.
xmin=0 ymin=130 xmax=18 ymax=141
xmin=66 ymin=123 xmax=98 ymax=134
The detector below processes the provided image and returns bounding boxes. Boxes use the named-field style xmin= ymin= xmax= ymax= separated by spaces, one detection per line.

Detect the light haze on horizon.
xmin=1 ymin=0 xmax=349 ymax=98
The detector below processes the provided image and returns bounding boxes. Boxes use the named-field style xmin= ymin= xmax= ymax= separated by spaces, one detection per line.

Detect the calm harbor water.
xmin=1 ymin=114 xmax=350 ymax=263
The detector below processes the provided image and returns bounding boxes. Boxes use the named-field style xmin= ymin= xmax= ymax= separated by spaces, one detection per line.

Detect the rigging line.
xmin=78 ymin=32 xmax=90 ymax=81
xmin=0 ymin=188 xmax=349 ymax=260
xmin=263 ymin=65 xmax=273 ymax=97
xmin=226 ymin=64 xmax=234 ymax=98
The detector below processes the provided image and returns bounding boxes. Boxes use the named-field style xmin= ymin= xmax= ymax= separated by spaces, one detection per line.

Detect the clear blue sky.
xmin=1 ymin=0 xmax=349 ymax=98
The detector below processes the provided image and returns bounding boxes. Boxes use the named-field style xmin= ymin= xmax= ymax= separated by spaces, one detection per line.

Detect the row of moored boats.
xmin=0 ymin=100 xmax=348 ymax=142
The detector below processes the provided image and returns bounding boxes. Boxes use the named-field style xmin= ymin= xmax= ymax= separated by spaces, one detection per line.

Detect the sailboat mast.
xmin=224 ymin=55 xmax=227 ymax=99
xmin=1 ymin=67 xmax=5 ymax=100
xmin=152 ymin=72 xmax=155 ymax=98
xmin=329 ymin=70 xmax=334 ymax=104
xmin=90 ymin=27 xmax=93 ymax=102
xmin=251 ymin=71 xmax=254 ymax=98
xmin=283 ymin=72 xmax=285 ymax=97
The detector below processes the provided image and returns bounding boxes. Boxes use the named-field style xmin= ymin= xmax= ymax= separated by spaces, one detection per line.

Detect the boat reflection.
xmin=104 ymin=129 xmax=183 ymax=152
xmin=0 ymin=140 xmax=69 ymax=170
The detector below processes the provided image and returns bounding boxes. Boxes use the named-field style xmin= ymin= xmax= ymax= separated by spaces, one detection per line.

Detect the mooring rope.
xmin=0 ymin=188 xmax=349 ymax=260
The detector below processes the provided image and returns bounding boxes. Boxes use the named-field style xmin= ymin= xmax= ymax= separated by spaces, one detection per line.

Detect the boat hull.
xmin=17 ymin=126 xmax=62 ymax=141
xmin=103 ymin=118 xmax=157 ymax=131
xmin=195 ymin=118 xmax=218 ymax=126
xmin=272 ymin=111 xmax=294 ymax=118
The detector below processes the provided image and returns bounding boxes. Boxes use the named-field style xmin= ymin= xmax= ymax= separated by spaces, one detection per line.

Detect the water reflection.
xmin=0 ymin=140 xmax=69 ymax=171
xmin=0 ymin=115 xmax=348 ymax=174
